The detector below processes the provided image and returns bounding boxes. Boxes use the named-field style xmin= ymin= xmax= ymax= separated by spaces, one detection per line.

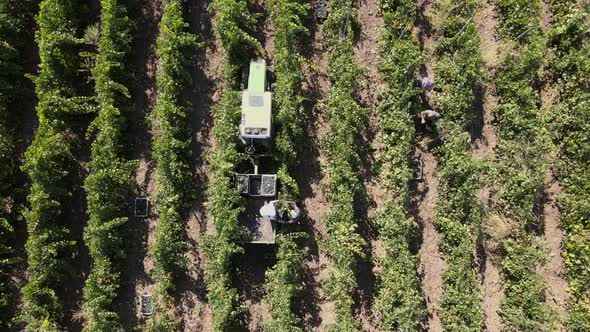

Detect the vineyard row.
xmin=147 ymin=0 xmax=197 ymax=330
xmin=204 ymin=0 xmax=261 ymax=329
xmin=372 ymin=0 xmax=425 ymax=330
xmin=545 ymin=0 xmax=590 ymax=330
xmin=321 ymin=0 xmax=366 ymax=329
xmin=262 ymin=0 xmax=309 ymax=330
xmin=494 ymin=0 xmax=550 ymax=329
xmin=429 ymin=0 xmax=485 ymax=329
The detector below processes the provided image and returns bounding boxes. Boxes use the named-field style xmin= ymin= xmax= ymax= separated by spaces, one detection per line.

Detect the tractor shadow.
xmin=235 ymin=245 xmax=277 ymax=331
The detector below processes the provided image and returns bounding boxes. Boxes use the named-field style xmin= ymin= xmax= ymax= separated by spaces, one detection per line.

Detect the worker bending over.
xmin=419 ymin=110 xmax=440 ymax=131
xmin=259 ymin=200 xmax=300 ymax=224
xmin=417 ymin=77 xmax=435 ymax=91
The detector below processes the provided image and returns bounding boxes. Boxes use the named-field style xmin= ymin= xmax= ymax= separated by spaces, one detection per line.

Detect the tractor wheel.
xmin=241 ymin=65 xmax=249 ymax=89
xmin=267 ymin=66 xmax=275 ymax=82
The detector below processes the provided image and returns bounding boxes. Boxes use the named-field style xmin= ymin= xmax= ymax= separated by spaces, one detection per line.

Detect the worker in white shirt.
xmin=259 ymin=200 xmax=300 ymax=224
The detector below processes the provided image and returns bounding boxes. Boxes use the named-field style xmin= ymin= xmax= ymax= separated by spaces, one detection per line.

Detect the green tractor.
xmin=235 ymin=59 xmax=300 ymax=244
xmin=239 ymin=59 xmax=273 ymax=154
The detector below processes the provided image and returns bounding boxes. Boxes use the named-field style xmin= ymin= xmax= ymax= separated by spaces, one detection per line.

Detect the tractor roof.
xmin=241 ymin=91 xmax=272 ymax=128
xmin=248 ymin=59 xmax=267 ymax=93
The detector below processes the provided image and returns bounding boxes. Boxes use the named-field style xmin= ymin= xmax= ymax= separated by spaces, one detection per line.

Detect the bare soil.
xmin=411 ymin=141 xmax=445 ymax=332
xmin=353 ymin=0 xmax=385 ymax=329
xmin=236 ymin=2 xmax=273 ymax=329
xmin=354 ymin=0 xmax=386 ymax=107
xmin=538 ymin=5 xmax=569 ymax=328
xmin=298 ymin=12 xmax=334 ymax=332
xmin=542 ymin=170 xmax=570 ymax=330
xmin=413 ymin=0 xmax=446 ymax=330
xmin=481 ymin=241 xmax=503 ymax=332
xmin=238 ymin=246 xmax=275 ymax=332
xmin=58 ymin=3 xmax=103 ymax=327
xmin=172 ymin=0 xmax=220 ymax=330
xmin=476 ymin=0 xmax=500 ymax=71
xmin=9 ymin=18 xmax=40 ymax=332
xmin=472 ymin=0 xmax=499 ymax=156
xmin=540 ymin=0 xmax=552 ymax=32
xmin=473 ymin=1 xmax=503 ymax=331
xmin=118 ymin=0 xmax=162 ymax=329
xmin=60 ymin=135 xmax=93 ymax=332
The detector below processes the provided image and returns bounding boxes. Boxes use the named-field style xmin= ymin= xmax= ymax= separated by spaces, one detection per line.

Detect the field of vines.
xmin=0 ymin=0 xmax=587 ymax=331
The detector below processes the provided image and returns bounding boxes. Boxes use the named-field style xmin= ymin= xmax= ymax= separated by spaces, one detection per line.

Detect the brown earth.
xmin=540 ymin=0 xmax=552 ymax=32
xmin=473 ymin=1 xmax=503 ymax=331
xmin=538 ymin=5 xmax=569 ymax=329
xmin=238 ymin=2 xmax=274 ymax=329
xmin=298 ymin=11 xmax=334 ymax=331
xmin=58 ymin=2 xmax=103 ymax=329
xmin=542 ymin=170 xmax=570 ymax=330
xmin=353 ymin=0 xmax=386 ymax=329
xmin=354 ymin=0 xmax=386 ymax=107
xmin=173 ymin=0 xmax=220 ymax=330
xmin=412 ymin=141 xmax=445 ymax=332
xmin=413 ymin=0 xmax=446 ymax=330
xmin=473 ymin=0 xmax=499 ymax=156
xmin=10 ymin=14 xmax=40 ymax=332
xmin=118 ymin=0 xmax=162 ymax=329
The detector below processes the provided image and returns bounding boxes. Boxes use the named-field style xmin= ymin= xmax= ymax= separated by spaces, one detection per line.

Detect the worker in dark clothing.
xmin=418 ymin=110 xmax=440 ymax=131
xmin=277 ymin=201 xmax=300 ymax=224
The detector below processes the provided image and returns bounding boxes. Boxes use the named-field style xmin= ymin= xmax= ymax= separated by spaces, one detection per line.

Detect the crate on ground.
xmin=140 ymin=293 xmax=153 ymax=316
xmin=315 ymin=0 xmax=328 ymax=21
xmin=411 ymin=158 xmax=424 ymax=181
xmin=135 ymin=198 xmax=149 ymax=217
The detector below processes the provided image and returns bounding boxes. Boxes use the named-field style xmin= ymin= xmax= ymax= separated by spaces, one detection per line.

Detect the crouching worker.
xmin=417 ymin=77 xmax=435 ymax=91
xmin=259 ymin=200 xmax=300 ymax=224
xmin=418 ymin=109 xmax=440 ymax=131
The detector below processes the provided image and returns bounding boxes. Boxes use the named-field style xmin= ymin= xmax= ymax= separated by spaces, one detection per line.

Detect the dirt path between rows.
xmin=411 ymin=141 xmax=444 ymax=332
xmin=10 ymin=16 xmax=40 ymax=331
xmin=119 ymin=0 xmax=162 ymax=329
xmin=413 ymin=0 xmax=446 ymax=331
xmin=60 ymin=3 xmax=103 ymax=329
xmin=538 ymin=4 xmax=569 ymax=329
xmin=542 ymin=170 xmax=569 ymax=329
xmin=353 ymin=0 xmax=385 ymax=329
xmin=174 ymin=0 xmax=220 ymax=330
xmin=473 ymin=1 xmax=503 ymax=331
xmin=298 ymin=12 xmax=335 ymax=331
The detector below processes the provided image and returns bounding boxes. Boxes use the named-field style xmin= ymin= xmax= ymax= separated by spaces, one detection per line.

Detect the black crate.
xmin=135 ymin=198 xmax=149 ymax=217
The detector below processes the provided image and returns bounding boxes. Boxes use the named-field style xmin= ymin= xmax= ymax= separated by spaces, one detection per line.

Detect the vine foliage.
xmin=147 ymin=0 xmax=196 ymax=329
xmin=372 ymin=0 xmax=426 ymax=330
xmin=546 ymin=1 xmax=590 ymax=330
xmin=82 ymin=0 xmax=133 ymax=330
xmin=21 ymin=0 xmax=91 ymax=330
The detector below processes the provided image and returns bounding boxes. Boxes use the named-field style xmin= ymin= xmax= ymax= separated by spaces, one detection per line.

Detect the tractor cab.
xmin=239 ymin=59 xmax=273 ymax=154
